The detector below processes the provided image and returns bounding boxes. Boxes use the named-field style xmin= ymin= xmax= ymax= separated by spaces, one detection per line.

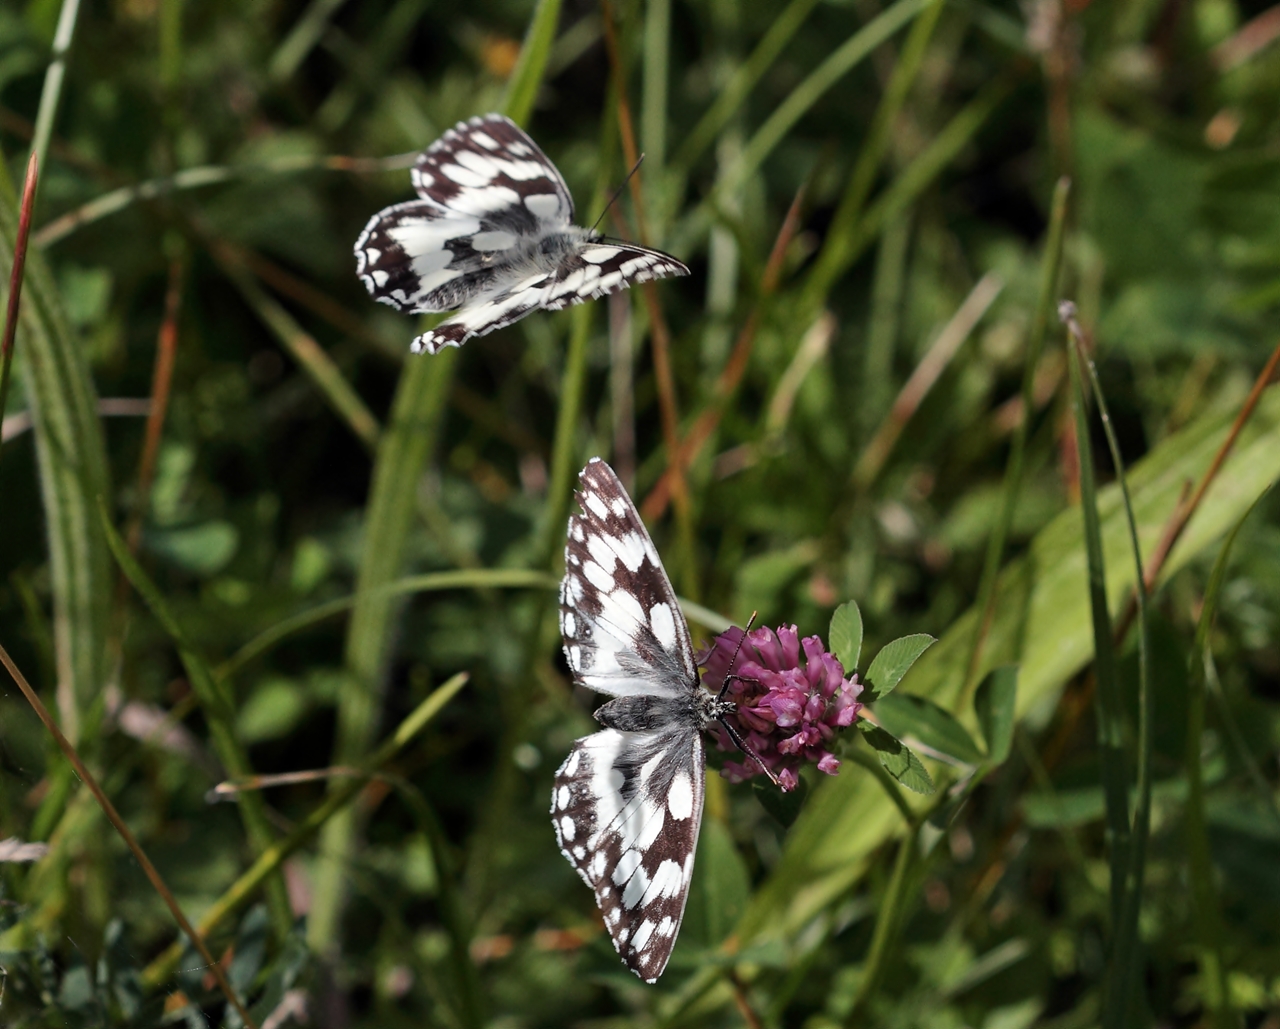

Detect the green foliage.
xmin=862 ymin=632 xmax=937 ymax=702
xmin=2 ymin=0 xmax=1280 ymax=1026
xmin=829 ymin=598 xmax=864 ymax=673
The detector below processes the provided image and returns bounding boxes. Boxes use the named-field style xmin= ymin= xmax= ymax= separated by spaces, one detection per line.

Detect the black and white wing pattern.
xmin=354 ymin=114 xmax=689 ymax=355
xmin=553 ymin=458 xmax=719 ymax=983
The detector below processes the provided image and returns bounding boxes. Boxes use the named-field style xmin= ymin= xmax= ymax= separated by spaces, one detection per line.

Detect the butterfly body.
xmin=354 ymin=114 xmax=689 ymax=354
xmin=553 ymin=458 xmax=722 ymax=983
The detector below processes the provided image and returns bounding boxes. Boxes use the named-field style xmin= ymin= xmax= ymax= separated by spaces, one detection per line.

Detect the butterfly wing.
xmin=559 ymin=457 xmax=698 ymax=699
xmin=410 ymin=242 xmax=690 ymax=353
xmin=553 ymin=726 xmax=706 ymax=983
xmin=554 ymin=458 xmax=708 ymax=982
xmin=354 ymin=113 xmax=574 ymax=315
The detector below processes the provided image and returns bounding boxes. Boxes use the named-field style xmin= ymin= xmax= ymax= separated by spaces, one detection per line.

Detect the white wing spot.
xmin=610 ymin=497 xmax=628 ymax=516
xmin=622 ymin=865 xmax=651 ymax=909
xmin=610 ymin=532 xmax=646 ymax=572
xmin=587 ymin=534 xmax=617 ymax=570
xmin=525 ymin=193 xmax=562 ymax=220
xmin=657 ymin=916 xmax=675 ymax=937
xmin=440 ymin=162 xmax=491 ymax=188
xmin=585 ymin=491 xmax=609 ymax=519
xmin=583 ymin=560 xmax=614 ymax=592
xmin=562 ymin=749 xmax=581 ymax=777
xmin=559 ymin=815 xmax=575 ymax=842
xmin=613 ymin=849 xmax=642 ymax=886
xmin=590 ymin=849 xmax=607 ymax=881
xmin=471 ymin=131 xmax=499 ymax=149
xmin=556 ymin=785 xmax=571 ymax=810
xmin=582 ymin=247 xmax=622 ymax=264
xmin=573 ymin=846 xmax=585 ymax=860
xmin=562 ymin=611 xmax=576 ymax=636
xmin=632 ymin=919 xmax=656 ymax=952
xmin=567 ymin=644 xmax=582 ymax=670
xmin=668 ymin=772 xmax=694 ymax=820
xmin=649 ymin=602 xmax=678 ymax=651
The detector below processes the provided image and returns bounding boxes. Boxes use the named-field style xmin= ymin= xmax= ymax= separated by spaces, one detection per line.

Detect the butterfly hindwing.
xmin=559 ymin=458 xmax=697 ymax=698
xmin=552 ymin=726 xmax=706 ymax=983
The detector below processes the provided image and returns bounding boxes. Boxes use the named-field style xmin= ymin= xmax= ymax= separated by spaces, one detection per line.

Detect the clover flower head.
xmin=700 ymin=624 xmax=864 ymax=792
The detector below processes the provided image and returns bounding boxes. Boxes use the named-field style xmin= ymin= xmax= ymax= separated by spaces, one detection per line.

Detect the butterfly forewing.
xmin=554 ymin=458 xmax=709 ymax=982
xmin=559 ymin=458 xmax=697 ymax=697
xmin=354 ymin=114 xmax=689 ymax=354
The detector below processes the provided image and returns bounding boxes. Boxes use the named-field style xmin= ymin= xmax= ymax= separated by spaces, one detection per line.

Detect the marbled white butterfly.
xmin=553 ymin=458 xmax=764 ymax=983
xmin=354 ymin=114 xmax=689 ymax=355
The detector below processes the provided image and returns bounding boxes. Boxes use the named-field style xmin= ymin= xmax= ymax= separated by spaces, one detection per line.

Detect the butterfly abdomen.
xmin=594 ymin=694 xmax=698 ymax=732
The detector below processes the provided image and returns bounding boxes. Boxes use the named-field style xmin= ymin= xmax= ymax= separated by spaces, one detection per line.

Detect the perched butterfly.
xmin=553 ymin=458 xmax=770 ymax=983
xmin=354 ymin=114 xmax=690 ymax=355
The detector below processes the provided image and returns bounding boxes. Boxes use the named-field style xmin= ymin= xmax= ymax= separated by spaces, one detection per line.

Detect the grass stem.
xmin=0 ymin=642 xmax=259 ymax=1029
xmin=0 ymin=152 xmax=38 ymax=459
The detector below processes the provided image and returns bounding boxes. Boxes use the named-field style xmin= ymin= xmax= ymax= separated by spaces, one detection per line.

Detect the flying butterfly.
xmin=553 ymin=458 xmax=773 ymax=982
xmin=354 ymin=114 xmax=689 ymax=354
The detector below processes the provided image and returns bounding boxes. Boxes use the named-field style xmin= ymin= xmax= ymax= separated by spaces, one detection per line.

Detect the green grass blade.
xmin=715 ymin=0 xmax=932 ymax=206
xmin=800 ymin=63 xmax=1019 ymax=322
xmin=734 ymin=384 xmax=1280 ymax=951
xmin=0 ymin=156 xmax=111 ymax=748
xmin=798 ymin=0 xmax=941 ymax=317
xmin=30 ymin=0 xmax=83 ymax=190
xmin=1079 ymin=331 xmax=1153 ymax=1029
xmin=309 ymin=349 xmax=457 ymax=953
xmin=642 ymin=0 xmax=670 ymax=173
xmin=97 ymin=498 xmax=294 ymax=937
xmin=142 ymin=672 xmax=469 ymax=989
xmin=216 ymin=252 xmax=381 ymax=452
xmin=310 ymin=2 xmax=564 ymax=952
xmin=1067 ymin=323 xmax=1130 ymax=931
xmin=502 ymin=0 xmax=564 ymax=128
xmin=962 ymin=177 xmax=1070 ymax=699
xmin=670 ymin=0 xmax=822 ymax=174
xmin=1185 ymin=491 xmax=1265 ymax=1029
xmin=219 ymin=569 xmax=557 ymax=679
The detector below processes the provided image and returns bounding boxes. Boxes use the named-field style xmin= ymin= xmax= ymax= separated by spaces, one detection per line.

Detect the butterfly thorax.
xmin=520 ymin=225 xmax=597 ymax=266
xmin=594 ymin=688 xmax=734 ymax=733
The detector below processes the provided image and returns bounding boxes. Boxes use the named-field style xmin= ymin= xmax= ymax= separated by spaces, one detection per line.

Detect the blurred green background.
xmin=2 ymin=0 xmax=1280 ymax=1025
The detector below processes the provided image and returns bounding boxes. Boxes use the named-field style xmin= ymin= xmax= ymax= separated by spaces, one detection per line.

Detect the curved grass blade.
xmin=0 ymin=152 xmax=111 ymax=750
xmin=1066 ymin=304 xmax=1150 ymax=1029
xmin=0 ymin=642 xmax=259 ymax=1029
xmin=218 ymin=568 xmax=557 ymax=679
xmin=1184 ymin=488 xmax=1268 ymax=1029
xmin=1066 ymin=310 xmax=1129 ymax=930
xmin=733 ymin=380 xmax=1280 ymax=955
xmin=142 ymin=672 xmax=469 ymax=990
xmin=310 ymin=0 xmax=567 ymax=955
xmin=97 ymin=498 xmax=294 ymax=937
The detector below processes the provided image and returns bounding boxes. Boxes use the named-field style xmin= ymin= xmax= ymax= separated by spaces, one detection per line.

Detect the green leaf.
xmin=753 ymin=774 xmax=809 ymax=828
xmin=863 ymin=633 xmax=936 ymax=700
xmin=974 ymin=665 xmax=1018 ymax=765
xmin=678 ymin=820 xmax=752 ymax=953
xmin=874 ymin=692 xmax=984 ymax=765
xmin=857 ymin=722 xmax=935 ymax=795
xmin=829 ymin=600 xmax=864 ymax=672
xmin=738 ymin=387 xmax=1280 ymax=949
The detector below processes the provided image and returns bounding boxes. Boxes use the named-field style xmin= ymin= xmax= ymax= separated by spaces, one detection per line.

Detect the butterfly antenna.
xmin=716 ymin=611 xmax=759 ymax=702
xmin=717 ymin=715 xmax=783 ymax=789
xmin=589 ymin=153 xmax=646 ymax=235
